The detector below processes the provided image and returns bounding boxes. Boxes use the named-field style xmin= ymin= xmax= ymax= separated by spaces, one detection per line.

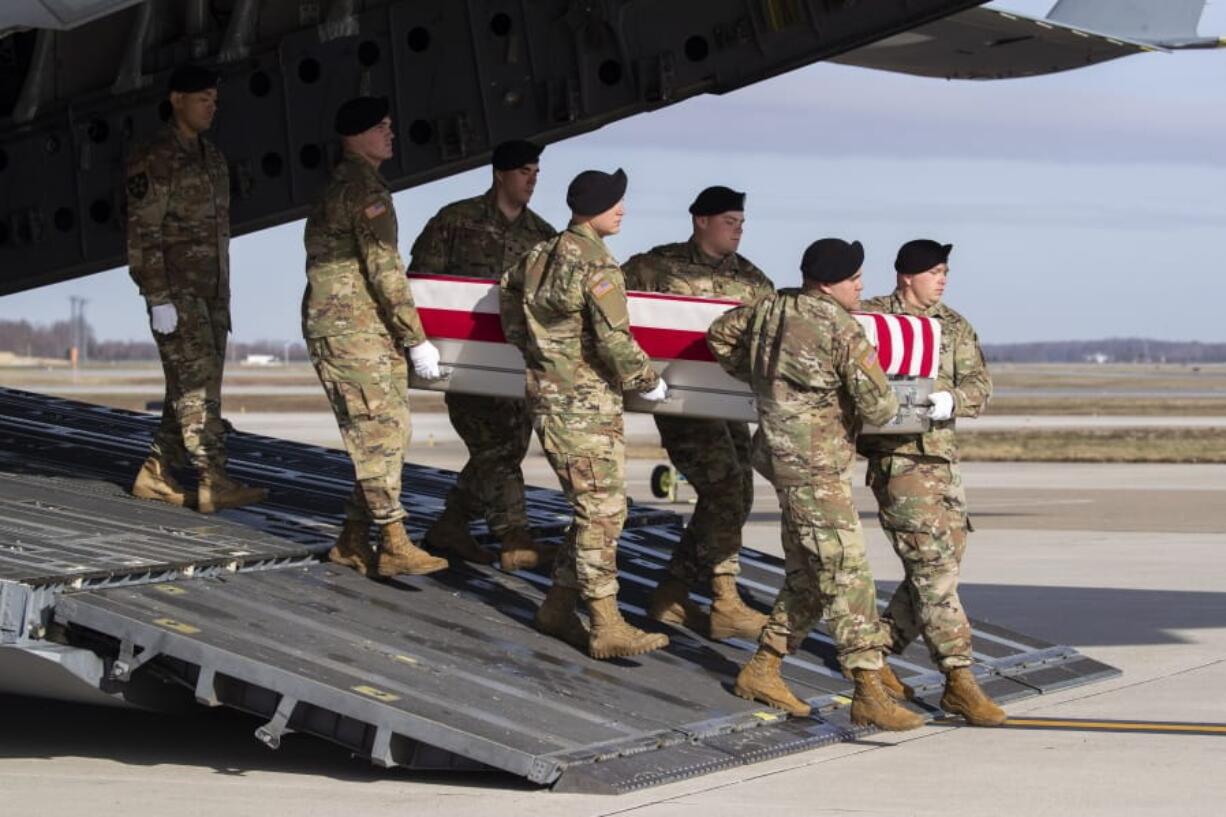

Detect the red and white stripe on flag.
xmin=851 ymin=312 xmax=941 ymax=379
xmin=408 ymin=274 xmax=939 ymax=378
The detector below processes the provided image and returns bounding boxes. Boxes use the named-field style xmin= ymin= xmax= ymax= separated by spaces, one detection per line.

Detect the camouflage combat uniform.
xmin=857 ymin=292 xmax=992 ymax=670
xmin=707 ymin=289 xmax=898 ymax=670
xmin=126 ymin=125 xmax=231 ymax=472
xmin=623 ymin=240 xmax=774 ymax=586
xmin=500 ymin=222 xmax=660 ymax=599
xmin=409 ymin=190 xmax=555 ymax=537
xmin=303 ymin=152 xmax=428 ymax=525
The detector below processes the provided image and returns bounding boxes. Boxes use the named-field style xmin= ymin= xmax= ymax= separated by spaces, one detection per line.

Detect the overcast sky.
xmin=4 ymin=0 xmax=1225 ymax=345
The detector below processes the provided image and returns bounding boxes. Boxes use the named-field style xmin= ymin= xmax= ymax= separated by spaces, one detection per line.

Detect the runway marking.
xmin=937 ymin=716 xmax=1226 ymax=736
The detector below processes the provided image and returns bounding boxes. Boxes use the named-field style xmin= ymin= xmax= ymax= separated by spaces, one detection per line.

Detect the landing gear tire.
xmin=650 ymin=464 xmax=674 ymax=499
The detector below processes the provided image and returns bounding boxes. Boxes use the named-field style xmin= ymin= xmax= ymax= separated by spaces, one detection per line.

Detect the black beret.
xmin=801 ymin=238 xmax=865 ymax=284
xmin=895 ymin=239 xmax=952 ymax=275
xmin=334 ymin=96 xmax=390 ymax=136
xmin=168 ymin=65 xmax=219 ymax=95
xmin=566 ymin=168 xmax=628 ymax=217
xmin=689 ymin=185 xmax=745 ymax=216
xmin=492 ymin=139 xmax=543 ymax=171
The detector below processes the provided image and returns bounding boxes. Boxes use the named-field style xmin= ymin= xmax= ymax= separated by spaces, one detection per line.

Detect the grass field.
xmin=958 ymin=428 xmax=1226 ymax=463
xmin=990 ymin=362 xmax=1226 ymax=393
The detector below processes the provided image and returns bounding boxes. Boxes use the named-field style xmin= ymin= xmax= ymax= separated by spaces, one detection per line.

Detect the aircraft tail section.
xmin=1047 ymin=0 xmax=1208 ymax=44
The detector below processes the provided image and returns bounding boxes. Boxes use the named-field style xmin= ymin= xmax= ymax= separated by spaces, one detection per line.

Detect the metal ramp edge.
xmin=46 ymin=558 xmax=1120 ymax=794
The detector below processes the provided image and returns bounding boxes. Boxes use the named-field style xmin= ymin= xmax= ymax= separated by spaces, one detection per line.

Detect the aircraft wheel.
xmin=650 ymin=464 xmax=674 ymax=499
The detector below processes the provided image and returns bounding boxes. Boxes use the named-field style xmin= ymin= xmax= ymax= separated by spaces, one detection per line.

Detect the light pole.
xmin=68 ymin=296 xmax=88 ymax=367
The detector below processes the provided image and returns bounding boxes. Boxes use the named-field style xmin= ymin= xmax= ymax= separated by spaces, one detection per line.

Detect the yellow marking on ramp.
xmin=152 ymin=618 xmax=199 ymax=634
xmin=352 ymin=685 xmax=400 ymax=703
xmin=155 ymin=585 xmax=187 ymax=595
xmin=752 ymin=711 xmax=783 ymax=722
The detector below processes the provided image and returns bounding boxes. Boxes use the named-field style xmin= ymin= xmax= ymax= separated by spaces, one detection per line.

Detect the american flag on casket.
xmin=406 ymin=274 xmax=939 ymax=433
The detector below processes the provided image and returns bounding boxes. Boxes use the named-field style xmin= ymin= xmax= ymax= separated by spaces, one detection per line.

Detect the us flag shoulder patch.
xmin=364 ymin=201 xmax=388 ymax=220
xmin=590 ymin=276 xmax=614 ymax=298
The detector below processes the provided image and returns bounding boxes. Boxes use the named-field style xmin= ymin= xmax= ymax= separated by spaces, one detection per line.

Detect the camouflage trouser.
xmin=535 ymin=413 xmax=625 ymax=600
xmin=149 ymin=296 xmax=229 ymax=472
xmin=760 ymin=479 xmax=889 ymax=671
xmin=308 ymin=332 xmax=411 ymax=526
xmin=655 ymin=416 xmax=755 ymax=586
xmin=442 ymin=392 xmax=532 ymax=536
xmin=866 ymin=454 xmax=973 ymax=670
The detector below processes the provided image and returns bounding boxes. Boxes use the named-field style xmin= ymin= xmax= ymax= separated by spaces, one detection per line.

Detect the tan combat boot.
xmin=587 ymin=596 xmax=669 ymax=660
xmin=708 ymin=575 xmax=769 ymax=641
xmin=533 ymin=585 xmax=589 ymax=650
xmin=733 ymin=645 xmax=812 ymax=717
xmin=879 ymin=662 xmax=916 ymax=702
xmin=941 ymin=666 xmax=1007 ymax=726
xmin=647 ymin=577 xmax=709 ymax=632
xmin=131 ymin=457 xmax=194 ymax=507
xmin=376 ymin=521 xmax=448 ymax=577
xmin=850 ymin=668 xmax=925 ymax=731
xmin=327 ymin=519 xmax=376 ymax=576
xmin=197 ymin=469 xmax=268 ymax=513
xmin=498 ymin=527 xmax=555 ymax=572
xmin=423 ymin=505 xmax=494 ymax=564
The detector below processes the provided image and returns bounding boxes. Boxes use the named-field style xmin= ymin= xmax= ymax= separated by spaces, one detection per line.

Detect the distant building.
xmin=1085 ymin=352 xmax=1111 ymax=364
xmin=242 ymin=354 xmax=279 ymax=366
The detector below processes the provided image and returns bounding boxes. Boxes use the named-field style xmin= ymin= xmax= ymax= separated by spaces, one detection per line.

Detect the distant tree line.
xmin=0 ymin=319 xmax=89 ymax=360
xmin=0 ymin=319 xmax=308 ymax=362
xmin=4 ymin=318 xmax=1223 ymax=365
xmin=984 ymin=338 xmax=1226 ymax=364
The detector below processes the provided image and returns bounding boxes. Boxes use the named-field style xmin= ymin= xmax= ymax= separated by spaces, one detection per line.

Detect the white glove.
xmin=150 ymin=303 xmax=178 ymax=335
xmin=926 ymin=391 xmax=955 ymax=422
xmin=408 ymin=340 xmax=443 ymax=380
xmin=638 ymin=379 xmax=670 ymax=403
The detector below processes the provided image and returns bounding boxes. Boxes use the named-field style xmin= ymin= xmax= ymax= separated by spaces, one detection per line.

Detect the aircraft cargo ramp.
xmin=0 ymin=387 xmax=1119 ymax=794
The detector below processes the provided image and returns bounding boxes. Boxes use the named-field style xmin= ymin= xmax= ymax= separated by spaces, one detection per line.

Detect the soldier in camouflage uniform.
xmin=857 ymin=239 xmax=1005 ymax=726
xmin=500 ymin=168 xmax=672 ymax=660
xmin=623 ymin=185 xmax=774 ymax=641
xmin=707 ymin=238 xmax=922 ymax=730
xmin=302 ymin=96 xmax=447 ymax=579
xmin=126 ymin=65 xmax=267 ymax=514
xmin=410 ymin=140 xmax=556 ymax=571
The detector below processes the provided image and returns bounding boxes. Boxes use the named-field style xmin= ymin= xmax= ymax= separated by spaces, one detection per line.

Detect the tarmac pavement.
xmin=1 ymin=418 xmax=1223 ymax=816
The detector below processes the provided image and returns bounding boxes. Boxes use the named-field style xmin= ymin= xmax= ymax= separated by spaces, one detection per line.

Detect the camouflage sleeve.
xmin=125 ymin=150 xmax=173 ymax=304
xmin=856 ymin=295 xmax=891 ymax=313
xmin=499 ymin=255 xmax=528 ymax=352
xmin=836 ymin=320 xmax=899 ymax=426
xmin=706 ymin=305 xmax=754 ymax=383
xmin=744 ymin=260 xmax=776 ymax=299
xmin=408 ymin=210 xmax=452 ymax=274
xmin=620 ymin=252 xmax=658 ymax=293
xmin=354 ymin=192 xmax=427 ymax=346
xmin=951 ymin=318 xmax=992 ymax=417
xmin=584 ymin=263 xmax=660 ymax=392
